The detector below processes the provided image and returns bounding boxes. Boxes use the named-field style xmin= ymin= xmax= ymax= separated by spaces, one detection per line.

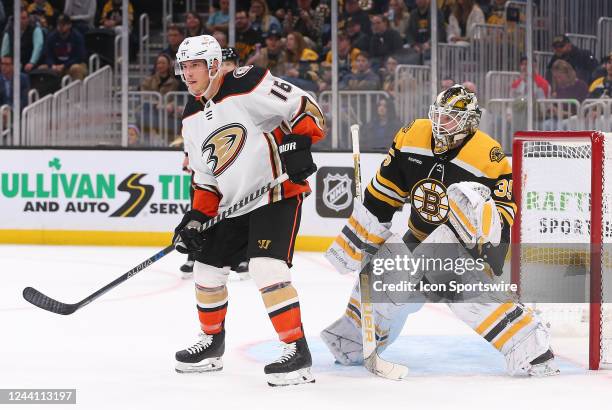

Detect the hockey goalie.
xmin=322 ymin=85 xmax=559 ymax=377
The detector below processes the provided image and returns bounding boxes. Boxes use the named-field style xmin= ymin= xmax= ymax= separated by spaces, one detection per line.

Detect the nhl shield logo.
xmin=316 ymin=167 xmax=355 ymax=218
xmin=323 ymin=173 xmax=352 ymax=212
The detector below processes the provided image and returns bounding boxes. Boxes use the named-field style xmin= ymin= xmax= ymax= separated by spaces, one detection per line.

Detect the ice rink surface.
xmin=1 ymin=245 xmax=610 ymax=410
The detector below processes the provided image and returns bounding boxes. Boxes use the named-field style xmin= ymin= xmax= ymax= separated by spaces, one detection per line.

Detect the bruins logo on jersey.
xmin=410 ymin=178 xmax=449 ymax=223
xmin=489 ymin=146 xmax=506 ymax=163
xmin=201 ymin=123 xmax=247 ymax=176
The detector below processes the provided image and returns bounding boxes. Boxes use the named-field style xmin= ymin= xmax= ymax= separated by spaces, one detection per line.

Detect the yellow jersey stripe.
xmin=367 ymin=184 xmax=404 ymax=208
xmin=376 ymin=171 xmax=408 ymax=197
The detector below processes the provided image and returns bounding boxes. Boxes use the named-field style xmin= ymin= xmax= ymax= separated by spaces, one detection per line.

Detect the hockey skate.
xmin=180 ymin=259 xmax=194 ymax=280
xmin=175 ymin=331 xmax=225 ymax=373
xmin=264 ymin=337 xmax=315 ymax=387
xmin=527 ymin=349 xmax=560 ymax=377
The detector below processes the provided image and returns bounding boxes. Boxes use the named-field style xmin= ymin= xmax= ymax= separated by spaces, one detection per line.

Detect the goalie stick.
xmin=351 ymin=124 xmax=408 ymax=380
xmin=23 ymin=173 xmax=290 ymax=315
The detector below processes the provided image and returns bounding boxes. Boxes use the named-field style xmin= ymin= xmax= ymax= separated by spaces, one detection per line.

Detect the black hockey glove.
xmin=279 ymin=134 xmax=317 ymax=183
xmin=173 ymin=210 xmax=212 ymax=254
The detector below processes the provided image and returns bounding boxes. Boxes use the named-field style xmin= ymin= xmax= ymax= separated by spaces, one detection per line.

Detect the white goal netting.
xmin=515 ymin=132 xmax=612 ymax=369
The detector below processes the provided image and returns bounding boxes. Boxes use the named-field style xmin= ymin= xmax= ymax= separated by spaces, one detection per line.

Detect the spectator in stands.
xmin=63 ymin=0 xmax=96 ymax=35
xmin=127 ymin=124 xmax=141 ymax=146
xmin=185 ymin=12 xmax=206 ymax=37
xmin=26 ymin=0 xmax=56 ymax=28
xmin=162 ymin=24 xmax=184 ymax=58
xmin=40 ymin=14 xmax=87 ymax=81
xmin=386 ymin=0 xmax=411 ymax=42
xmin=323 ymin=31 xmax=360 ymax=83
xmin=550 ymin=60 xmax=588 ymax=102
xmin=462 ymin=80 xmax=477 ymax=93
xmin=510 ymin=56 xmax=550 ymax=99
xmin=541 ymin=59 xmax=588 ymax=130
xmin=340 ymin=52 xmax=380 ymax=90
xmin=281 ymin=31 xmax=319 ymax=92
xmin=0 ymin=56 xmax=30 ymax=109
xmin=486 ymin=0 xmax=508 ymax=25
xmin=405 ymin=0 xmax=446 ymax=64
xmin=1 ymin=9 xmax=45 ymax=73
xmin=249 ymin=0 xmax=281 ymax=33
xmin=235 ymin=9 xmax=263 ymax=62
xmin=547 ymin=35 xmax=598 ymax=86
xmin=340 ymin=0 xmax=372 ymax=36
xmin=588 ymin=52 xmax=612 ymax=99
xmin=440 ymin=77 xmax=455 ymax=91
xmin=221 ymin=47 xmax=239 ymax=73
xmin=212 ymin=30 xmax=228 ymax=48
xmin=139 ymin=53 xmax=180 ymax=145
xmin=141 ymin=53 xmax=180 ymax=96
xmin=363 ymin=97 xmax=402 ymax=151
xmin=380 ymin=55 xmax=399 ymax=95
xmin=207 ymin=0 xmax=229 ymax=33
xmin=447 ymin=0 xmax=485 ymax=44
xmin=369 ymin=15 xmax=403 ymax=69
xmin=346 ymin=17 xmax=370 ymax=52
xmin=283 ymin=0 xmax=322 ymax=44
xmin=247 ymin=29 xmax=287 ymax=76
xmin=100 ymin=0 xmax=133 ymax=32
xmin=0 ymin=3 xmax=5 ymax=35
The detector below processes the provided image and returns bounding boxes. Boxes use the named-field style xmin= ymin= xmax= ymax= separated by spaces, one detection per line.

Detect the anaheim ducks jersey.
xmin=364 ymin=119 xmax=516 ymax=268
xmin=182 ymin=66 xmax=325 ymax=217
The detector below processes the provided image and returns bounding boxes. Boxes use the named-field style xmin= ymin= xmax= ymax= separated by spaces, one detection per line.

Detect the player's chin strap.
xmin=203 ymin=65 xmax=224 ymax=101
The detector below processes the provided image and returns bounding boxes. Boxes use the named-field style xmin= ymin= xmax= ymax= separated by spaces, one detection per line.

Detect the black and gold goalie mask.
xmin=428 ymin=85 xmax=482 ymax=154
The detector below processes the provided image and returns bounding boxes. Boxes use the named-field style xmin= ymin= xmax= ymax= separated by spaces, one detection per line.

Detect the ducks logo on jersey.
xmin=201 ymin=123 xmax=247 ymax=176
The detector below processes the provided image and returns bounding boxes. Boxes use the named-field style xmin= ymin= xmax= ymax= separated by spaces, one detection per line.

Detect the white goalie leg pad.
xmin=194 ymin=262 xmax=230 ymax=287
xmin=326 ymin=201 xmax=393 ymax=274
xmin=321 ymin=273 xmax=424 ymax=365
xmin=449 ymin=300 xmax=551 ymax=375
xmin=447 ymin=181 xmax=501 ymax=248
xmin=248 ymin=257 xmax=291 ymax=289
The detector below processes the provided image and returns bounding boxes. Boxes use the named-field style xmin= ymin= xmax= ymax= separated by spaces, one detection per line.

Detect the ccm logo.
xmin=278 ymin=142 xmax=296 ymax=154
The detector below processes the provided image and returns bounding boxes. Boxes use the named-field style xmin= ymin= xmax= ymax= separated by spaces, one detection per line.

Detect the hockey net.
xmin=511 ymin=131 xmax=612 ymax=370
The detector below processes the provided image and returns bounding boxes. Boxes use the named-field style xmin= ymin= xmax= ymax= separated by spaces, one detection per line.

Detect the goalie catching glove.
xmin=173 ymin=210 xmax=212 ymax=253
xmin=326 ymin=201 xmax=393 ymax=274
xmin=447 ymin=181 xmax=501 ymax=249
xmin=279 ymin=134 xmax=317 ymax=183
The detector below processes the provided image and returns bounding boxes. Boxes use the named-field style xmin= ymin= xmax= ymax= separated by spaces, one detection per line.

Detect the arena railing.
xmin=598 ymin=17 xmax=612 ymax=60
xmin=394 ymin=64 xmax=430 ymax=124
xmin=139 ymin=14 xmax=150 ymax=82
xmin=580 ymin=99 xmax=612 ymax=132
xmin=0 ymin=105 xmax=11 ymax=145
xmin=115 ymin=91 xmax=165 ymax=147
xmin=163 ymin=91 xmax=190 ymax=145
xmin=162 ymin=0 xmax=173 ymax=49
xmin=83 ymin=66 xmax=115 ymax=145
xmin=565 ymin=33 xmax=598 ymax=56
xmin=534 ymin=98 xmax=582 ymax=132
xmin=52 ymin=80 xmax=83 ymax=145
xmin=21 ymin=94 xmax=53 ymax=146
xmin=318 ymin=90 xmax=391 ymax=149
xmin=484 ymin=71 xmax=520 ymax=104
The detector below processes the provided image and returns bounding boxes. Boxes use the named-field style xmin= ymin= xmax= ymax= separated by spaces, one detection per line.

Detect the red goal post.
xmin=511 ymin=131 xmax=607 ymax=370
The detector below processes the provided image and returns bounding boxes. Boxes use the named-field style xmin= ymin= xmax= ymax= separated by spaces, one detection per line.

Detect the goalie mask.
xmin=428 ymin=85 xmax=481 ymax=154
xmin=175 ymin=35 xmax=223 ymax=95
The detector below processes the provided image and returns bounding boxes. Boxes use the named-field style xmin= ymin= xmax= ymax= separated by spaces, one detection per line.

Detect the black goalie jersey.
xmin=363 ymin=119 xmax=516 ymax=273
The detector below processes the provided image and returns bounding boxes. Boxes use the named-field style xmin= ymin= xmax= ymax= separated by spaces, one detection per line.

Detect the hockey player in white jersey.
xmin=322 ymin=85 xmax=559 ymax=377
xmin=172 ymin=35 xmax=325 ymax=386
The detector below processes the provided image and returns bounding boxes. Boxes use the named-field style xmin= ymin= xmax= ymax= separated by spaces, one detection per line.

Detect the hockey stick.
xmin=351 ymin=124 xmax=408 ymax=381
xmin=23 ymin=173 xmax=290 ymax=315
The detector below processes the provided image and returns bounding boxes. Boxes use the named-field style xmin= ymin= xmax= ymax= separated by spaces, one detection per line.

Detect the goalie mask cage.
xmin=512 ymin=131 xmax=612 ymax=370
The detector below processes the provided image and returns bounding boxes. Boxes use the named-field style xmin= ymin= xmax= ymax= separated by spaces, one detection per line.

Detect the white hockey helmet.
xmin=175 ymin=35 xmax=222 ymax=80
xmin=428 ymin=85 xmax=481 ymax=154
